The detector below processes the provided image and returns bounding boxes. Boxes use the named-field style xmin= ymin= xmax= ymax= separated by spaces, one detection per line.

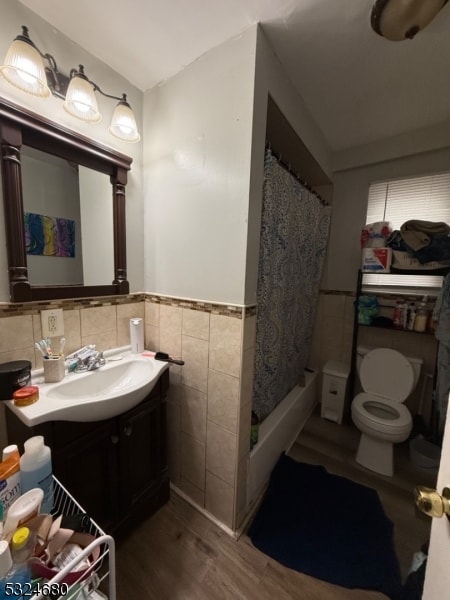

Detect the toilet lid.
xmin=360 ymin=348 xmax=414 ymax=403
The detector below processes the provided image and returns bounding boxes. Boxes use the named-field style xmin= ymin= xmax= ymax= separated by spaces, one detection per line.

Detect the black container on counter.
xmin=0 ymin=361 xmax=32 ymax=400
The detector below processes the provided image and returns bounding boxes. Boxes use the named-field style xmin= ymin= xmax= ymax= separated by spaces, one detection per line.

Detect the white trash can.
xmin=321 ymin=360 xmax=350 ymax=424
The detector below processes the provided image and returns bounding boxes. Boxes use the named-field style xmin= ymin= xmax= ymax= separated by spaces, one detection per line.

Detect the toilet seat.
xmin=359 ymin=348 xmax=414 ymax=403
xmin=352 ymin=393 xmax=412 ymax=433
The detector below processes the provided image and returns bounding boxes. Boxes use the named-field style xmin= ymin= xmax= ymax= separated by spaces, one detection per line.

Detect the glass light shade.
xmin=371 ymin=0 xmax=448 ymax=40
xmin=0 ymin=39 xmax=50 ymax=97
xmin=63 ymin=75 xmax=101 ymax=123
xmin=109 ymin=101 xmax=141 ymax=143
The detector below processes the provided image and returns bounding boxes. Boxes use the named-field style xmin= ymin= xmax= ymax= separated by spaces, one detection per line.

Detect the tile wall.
xmin=1 ymin=288 xmax=437 ymax=529
xmin=145 ymin=295 xmax=256 ymax=530
xmin=0 ymin=294 xmax=257 ymax=531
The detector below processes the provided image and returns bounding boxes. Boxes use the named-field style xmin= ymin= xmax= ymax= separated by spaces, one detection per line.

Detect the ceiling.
xmin=17 ymin=0 xmax=450 ymax=153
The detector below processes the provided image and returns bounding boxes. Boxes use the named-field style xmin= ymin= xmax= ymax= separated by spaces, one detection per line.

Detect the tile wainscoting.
xmin=0 ymin=293 xmax=257 ymax=530
xmin=145 ymin=294 xmax=257 ymax=530
xmin=1 ymin=289 xmax=438 ymax=530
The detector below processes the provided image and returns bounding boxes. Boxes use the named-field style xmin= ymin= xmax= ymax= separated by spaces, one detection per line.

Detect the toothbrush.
xmin=59 ymin=337 xmax=66 ymax=356
xmin=35 ymin=342 xmax=48 ymax=359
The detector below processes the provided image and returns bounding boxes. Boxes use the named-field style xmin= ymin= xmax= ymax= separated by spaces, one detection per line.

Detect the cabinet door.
xmin=119 ymin=394 xmax=164 ymax=513
xmin=53 ymin=420 xmax=119 ymax=530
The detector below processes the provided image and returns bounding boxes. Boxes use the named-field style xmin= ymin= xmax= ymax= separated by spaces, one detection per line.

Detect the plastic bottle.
xmin=414 ymin=296 xmax=429 ymax=333
xmin=3 ymin=488 xmax=43 ymax=537
xmin=19 ymin=436 xmax=53 ymax=514
xmin=393 ymin=300 xmax=404 ymax=329
xmin=0 ymin=535 xmax=30 ymax=600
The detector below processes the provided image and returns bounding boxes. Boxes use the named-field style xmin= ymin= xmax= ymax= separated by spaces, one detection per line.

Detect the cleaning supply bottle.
xmin=19 ymin=436 xmax=53 ymax=514
xmin=0 ymin=530 xmax=32 ymax=600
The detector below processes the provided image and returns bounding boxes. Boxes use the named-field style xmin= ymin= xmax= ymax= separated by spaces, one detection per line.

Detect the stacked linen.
xmin=388 ymin=220 xmax=450 ymax=271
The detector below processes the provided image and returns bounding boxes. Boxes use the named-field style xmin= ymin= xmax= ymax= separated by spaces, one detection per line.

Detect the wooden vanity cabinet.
xmin=5 ymin=370 xmax=170 ymax=537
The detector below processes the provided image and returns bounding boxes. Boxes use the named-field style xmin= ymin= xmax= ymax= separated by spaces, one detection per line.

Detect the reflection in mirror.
xmin=21 ymin=146 xmax=114 ymax=287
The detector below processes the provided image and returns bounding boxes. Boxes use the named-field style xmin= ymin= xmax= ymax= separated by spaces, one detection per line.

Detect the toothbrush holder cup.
xmin=43 ymin=357 xmax=65 ymax=383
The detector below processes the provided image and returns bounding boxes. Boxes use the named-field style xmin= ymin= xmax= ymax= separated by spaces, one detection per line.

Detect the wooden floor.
xmin=114 ymin=409 xmax=436 ymax=600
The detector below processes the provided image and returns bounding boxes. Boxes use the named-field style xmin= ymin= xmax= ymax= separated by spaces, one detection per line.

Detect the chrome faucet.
xmin=86 ymin=351 xmax=105 ymax=371
xmin=74 ymin=351 xmax=105 ymax=372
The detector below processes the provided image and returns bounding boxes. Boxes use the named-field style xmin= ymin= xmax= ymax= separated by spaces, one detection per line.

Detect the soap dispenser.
xmin=130 ymin=318 xmax=144 ymax=353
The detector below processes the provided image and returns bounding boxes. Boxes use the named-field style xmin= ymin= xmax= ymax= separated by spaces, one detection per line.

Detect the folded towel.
xmin=400 ymin=220 xmax=450 ymax=251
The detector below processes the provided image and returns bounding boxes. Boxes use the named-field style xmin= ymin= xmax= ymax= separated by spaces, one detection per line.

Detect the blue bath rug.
xmin=248 ymin=453 xmax=402 ymax=599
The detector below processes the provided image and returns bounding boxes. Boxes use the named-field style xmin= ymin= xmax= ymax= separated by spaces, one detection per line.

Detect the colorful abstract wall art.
xmin=24 ymin=212 xmax=75 ymax=258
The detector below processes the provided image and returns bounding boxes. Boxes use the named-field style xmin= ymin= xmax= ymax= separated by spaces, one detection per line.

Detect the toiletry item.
xmin=1 ymin=445 xmax=18 ymax=462
xmin=0 ymin=540 xmax=12 ymax=579
xmin=0 ymin=448 xmax=21 ymax=513
xmin=0 ymin=361 xmax=31 ymax=400
xmin=43 ymin=356 xmax=65 ymax=383
xmin=407 ymin=303 xmax=416 ymax=330
xmin=20 ymin=436 xmax=53 ymax=514
xmin=0 ymin=527 xmax=36 ymax=598
xmin=414 ymin=305 xmax=428 ymax=332
xmin=0 ymin=539 xmax=16 ymax=600
xmin=130 ymin=318 xmax=144 ymax=354
xmin=65 ymin=345 xmax=96 ymax=361
xmin=393 ymin=300 xmax=404 ymax=329
xmin=401 ymin=301 xmax=408 ymax=329
xmin=11 ymin=527 xmax=35 ymax=564
xmin=13 ymin=385 xmax=39 ymax=407
xmin=142 ymin=351 xmax=185 ymax=365
xmin=3 ymin=488 xmax=43 ymax=537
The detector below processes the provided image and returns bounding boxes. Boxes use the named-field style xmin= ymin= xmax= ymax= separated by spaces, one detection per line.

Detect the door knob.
xmin=414 ymin=486 xmax=450 ymax=519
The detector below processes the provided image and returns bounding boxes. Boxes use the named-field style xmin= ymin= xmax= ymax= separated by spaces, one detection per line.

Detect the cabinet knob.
xmin=124 ymin=424 xmax=132 ymax=437
xmin=111 ymin=434 xmax=119 ymax=445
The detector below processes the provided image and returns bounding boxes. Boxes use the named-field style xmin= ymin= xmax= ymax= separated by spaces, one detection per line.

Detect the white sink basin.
xmin=6 ymin=349 xmax=169 ymax=426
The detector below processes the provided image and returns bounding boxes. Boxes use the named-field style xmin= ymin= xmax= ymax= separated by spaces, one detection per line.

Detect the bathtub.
xmin=247 ymin=368 xmax=319 ymax=509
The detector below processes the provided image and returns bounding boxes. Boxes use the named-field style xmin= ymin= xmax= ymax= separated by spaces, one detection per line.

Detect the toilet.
xmin=351 ymin=346 xmax=422 ymax=477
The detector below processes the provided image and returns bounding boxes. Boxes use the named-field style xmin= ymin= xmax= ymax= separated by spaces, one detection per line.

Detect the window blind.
xmin=364 ymin=172 xmax=450 ymax=289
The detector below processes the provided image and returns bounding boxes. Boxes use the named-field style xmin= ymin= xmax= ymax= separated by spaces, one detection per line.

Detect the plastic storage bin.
xmin=321 ymin=360 xmax=350 ymax=424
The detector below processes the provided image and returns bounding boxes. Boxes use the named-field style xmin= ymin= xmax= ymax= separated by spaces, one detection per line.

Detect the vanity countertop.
xmin=4 ymin=346 xmax=169 ymax=427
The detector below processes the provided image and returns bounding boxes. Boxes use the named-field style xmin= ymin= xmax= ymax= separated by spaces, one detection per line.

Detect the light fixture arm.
xmin=68 ymin=65 xmax=128 ymax=105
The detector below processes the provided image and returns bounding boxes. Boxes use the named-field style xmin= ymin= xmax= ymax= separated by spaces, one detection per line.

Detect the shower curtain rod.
xmin=265 ymin=143 xmax=327 ymax=206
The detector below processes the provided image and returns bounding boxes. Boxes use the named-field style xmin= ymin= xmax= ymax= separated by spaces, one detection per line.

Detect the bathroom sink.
xmin=6 ymin=349 xmax=169 ymax=426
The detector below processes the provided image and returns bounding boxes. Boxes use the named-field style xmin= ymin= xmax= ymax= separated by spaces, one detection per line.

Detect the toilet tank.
xmin=356 ymin=346 xmax=422 ymax=388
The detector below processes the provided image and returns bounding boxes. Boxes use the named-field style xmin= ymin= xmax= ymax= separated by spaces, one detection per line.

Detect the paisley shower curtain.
xmin=252 ymin=148 xmax=331 ymax=422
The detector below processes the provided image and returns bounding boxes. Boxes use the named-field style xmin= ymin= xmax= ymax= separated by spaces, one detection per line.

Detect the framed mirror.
xmin=0 ymin=97 xmax=132 ymax=302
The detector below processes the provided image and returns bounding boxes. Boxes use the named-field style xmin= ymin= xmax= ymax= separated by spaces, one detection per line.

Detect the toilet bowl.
xmin=351 ymin=347 xmax=422 ymax=477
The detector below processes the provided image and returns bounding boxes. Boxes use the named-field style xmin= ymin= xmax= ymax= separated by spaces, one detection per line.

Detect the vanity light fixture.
xmin=0 ymin=26 xmax=140 ymax=143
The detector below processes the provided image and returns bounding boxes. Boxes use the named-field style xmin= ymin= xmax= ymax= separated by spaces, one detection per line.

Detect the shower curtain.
xmin=252 ymin=148 xmax=331 ymax=422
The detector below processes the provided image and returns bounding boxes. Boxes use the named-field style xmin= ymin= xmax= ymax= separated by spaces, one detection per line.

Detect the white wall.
xmin=324 ymin=147 xmax=450 ymax=292
xmin=143 ymin=28 xmax=258 ymax=305
xmin=244 ymin=27 xmax=332 ymax=305
xmin=0 ymin=0 xmax=144 ymax=301
xmin=143 ymin=25 xmax=332 ymax=306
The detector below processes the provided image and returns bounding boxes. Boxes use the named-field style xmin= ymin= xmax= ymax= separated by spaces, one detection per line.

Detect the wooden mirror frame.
xmin=0 ymin=97 xmax=132 ymax=302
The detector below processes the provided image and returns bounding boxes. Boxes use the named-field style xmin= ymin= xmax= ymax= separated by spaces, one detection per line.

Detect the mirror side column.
xmin=0 ymin=120 xmax=31 ymax=302
xmin=111 ymin=166 xmax=129 ymax=294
